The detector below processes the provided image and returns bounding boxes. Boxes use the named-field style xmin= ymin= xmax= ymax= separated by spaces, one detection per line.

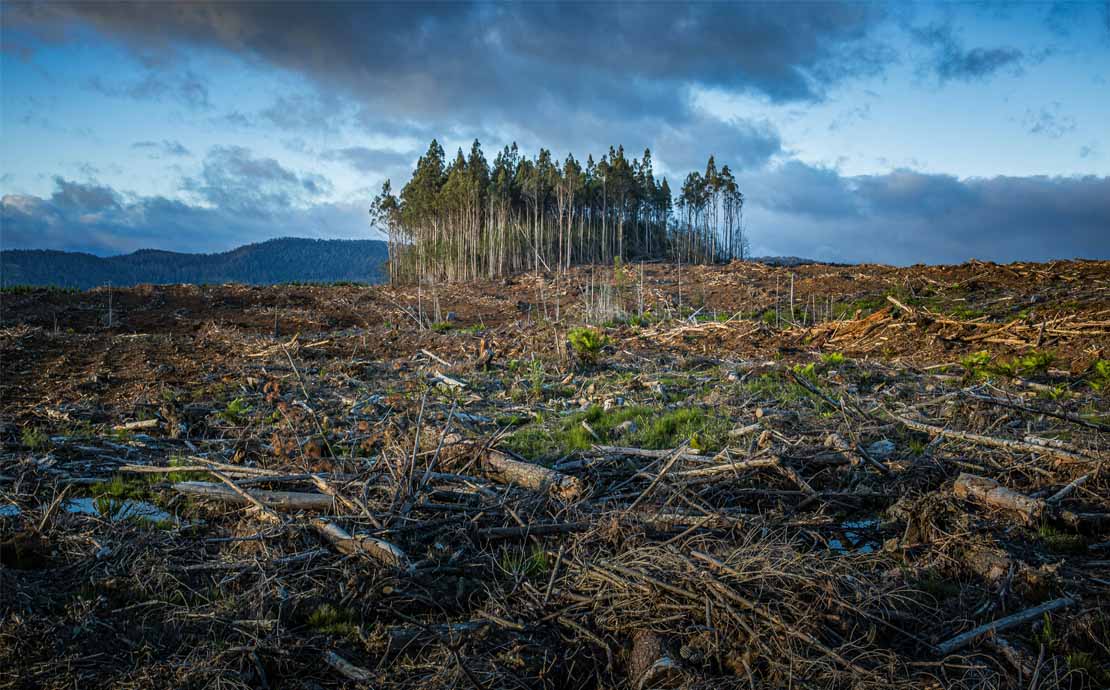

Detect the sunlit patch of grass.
xmin=1037 ymin=522 xmax=1086 ymax=554
xmin=502 ymin=403 xmax=733 ymax=461
xmin=306 ymin=604 xmax=360 ymax=638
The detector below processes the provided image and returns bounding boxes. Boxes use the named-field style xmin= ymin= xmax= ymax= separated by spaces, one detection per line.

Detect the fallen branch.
xmin=172 ymin=481 xmax=335 ymax=511
xmin=936 ymin=597 xmax=1076 ymax=655
xmin=888 ymin=412 xmax=1097 ymax=464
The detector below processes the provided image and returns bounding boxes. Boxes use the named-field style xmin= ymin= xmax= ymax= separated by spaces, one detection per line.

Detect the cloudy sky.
xmin=1 ymin=1 xmax=1108 ymax=264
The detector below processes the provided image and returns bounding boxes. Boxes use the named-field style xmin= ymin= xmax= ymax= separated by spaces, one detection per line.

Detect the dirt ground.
xmin=1 ymin=259 xmax=1108 ymax=689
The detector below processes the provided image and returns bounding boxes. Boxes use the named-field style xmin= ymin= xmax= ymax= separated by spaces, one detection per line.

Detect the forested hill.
xmin=0 ymin=238 xmax=389 ymax=288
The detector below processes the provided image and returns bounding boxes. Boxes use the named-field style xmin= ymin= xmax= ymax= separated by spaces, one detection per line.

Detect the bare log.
xmin=936 ymin=597 xmax=1075 ymax=654
xmin=952 ymin=473 xmax=1045 ymax=524
xmin=889 ymin=413 xmax=1097 ymax=463
xmin=311 ymin=518 xmax=410 ymax=569
xmin=172 ymin=481 xmax=334 ymax=511
xmin=629 ymin=630 xmax=686 ymax=690
xmin=482 ymin=448 xmax=582 ymax=500
xmin=669 ymin=456 xmax=779 ymax=479
xmin=323 ymin=650 xmax=374 ymax=683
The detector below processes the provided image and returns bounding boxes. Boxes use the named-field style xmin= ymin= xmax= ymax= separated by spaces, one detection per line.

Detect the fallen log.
xmin=482 ymin=448 xmax=583 ymax=501
xmin=629 ymin=630 xmax=686 ymax=690
xmin=323 ymin=650 xmax=374 ymax=683
xmin=952 ymin=473 xmax=1045 ymax=525
xmin=172 ymin=481 xmax=335 ymax=511
xmin=311 ymin=518 xmax=410 ymax=569
xmin=888 ymin=412 xmax=1097 ymax=464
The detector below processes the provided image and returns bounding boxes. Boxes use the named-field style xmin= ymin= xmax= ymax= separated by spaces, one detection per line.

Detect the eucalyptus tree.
xmin=374 ymin=139 xmax=746 ymax=283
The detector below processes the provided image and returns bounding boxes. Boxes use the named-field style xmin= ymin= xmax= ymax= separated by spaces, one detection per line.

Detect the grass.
xmin=218 ymin=397 xmax=252 ymax=424
xmin=962 ymin=349 xmax=1055 ymax=381
xmin=1038 ymin=522 xmax=1087 ymax=554
xmin=502 ymin=404 xmax=733 ymax=461
xmin=21 ymin=426 xmax=49 ymax=450
xmin=305 ymin=604 xmax=360 ymax=638
xmin=498 ymin=544 xmax=549 ymax=577
xmin=1086 ymin=359 xmax=1110 ymax=391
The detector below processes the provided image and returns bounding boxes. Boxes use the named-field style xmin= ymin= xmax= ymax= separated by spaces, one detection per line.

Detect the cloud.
xmin=87 ymin=70 xmax=210 ymax=109
xmin=912 ymin=23 xmax=1023 ymax=82
xmin=132 ymin=139 xmax=191 ymax=158
xmin=321 ymin=146 xmax=414 ymax=174
xmin=183 ymin=146 xmax=332 ymax=214
xmin=1 ymin=174 xmax=374 ymax=256
xmin=9 ymin=1 xmax=892 ymax=168
xmin=1022 ymin=103 xmax=1077 ymax=139
xmin=742 ymin=163 xmax=1110 ymax=264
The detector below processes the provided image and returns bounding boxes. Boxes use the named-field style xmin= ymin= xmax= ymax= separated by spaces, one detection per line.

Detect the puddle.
xmin=828 ymin=517 xmax=881 ymax=555
xmin=64 ymin=497 xmax=175 ymax=524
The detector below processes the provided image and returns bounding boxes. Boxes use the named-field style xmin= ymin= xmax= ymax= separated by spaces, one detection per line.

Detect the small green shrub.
xmin=1086 ymin=359 xmax=1110 ymax=391
xmin=568 ymin=327 xmax=610 ymax=366
xmin=430 ymin=321 xmax=453 ymax=333
xmin=306 ymin=604 xmax=360 ymax=638
xmin=219 ymin=397 xmax=252 ymax=424
xmin=21 ymin=426 xmax=49 ymax=450
xmin=821 ymin=352 xmax=846 ymax=367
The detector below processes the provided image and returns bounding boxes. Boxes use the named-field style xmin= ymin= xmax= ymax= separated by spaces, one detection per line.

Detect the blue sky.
xmin=1 ymin=1 xmax=1108 ymax=263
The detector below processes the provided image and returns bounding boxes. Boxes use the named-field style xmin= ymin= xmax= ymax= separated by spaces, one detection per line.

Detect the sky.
xmin=1 ymin=1 xmax=1108 ymax=265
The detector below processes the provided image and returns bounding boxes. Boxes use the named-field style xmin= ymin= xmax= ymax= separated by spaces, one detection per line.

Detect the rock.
xmin=445 ymin=311 xmax=458 ymax=321
xmin=614 ymin=420 xmax=638 ymax=436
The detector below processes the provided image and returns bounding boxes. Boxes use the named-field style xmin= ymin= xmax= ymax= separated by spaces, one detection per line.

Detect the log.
xmin=936 ymin=597 xmax=1075 ymax=654
xmin=889 ymin=413 xmax=1096 ymax=463
xmin=311 ymin=518 xmax=410 ymax=569
xmin=482 ymin=448 xmax=582 ymax=501
xmin=952 ymin=473 xmax=1045 ymax=524
xmin=629 ymin=630 xmax=686 ymax=690
xmin=172 ymin=481 xmax=334 ymax=511
xmin=323 ymin=650 xmax=374 ymax=683
xmin=669 ymin=456 xmax=778 ymax=479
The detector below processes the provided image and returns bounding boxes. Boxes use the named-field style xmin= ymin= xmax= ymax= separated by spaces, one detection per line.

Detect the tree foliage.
xmin=372 ymin=140 xmax=748 ymax=283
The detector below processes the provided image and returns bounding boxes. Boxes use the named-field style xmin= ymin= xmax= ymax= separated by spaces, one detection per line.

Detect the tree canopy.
xmin=372 ymin=139 xmax=747 ymax=283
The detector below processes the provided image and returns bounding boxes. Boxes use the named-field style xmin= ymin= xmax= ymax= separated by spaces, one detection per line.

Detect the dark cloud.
xmin=10 ymin=1 xmax=892 ymax=159
xmin=321 ymin=147 xmax=414 ymax=174
xmin=132 ymin=139 xmax=191 ymax=158
xmin=743 ymin=163 xmax=1110 ymax=264
xmin=912 ymin=23 xmax=1023 ymax=82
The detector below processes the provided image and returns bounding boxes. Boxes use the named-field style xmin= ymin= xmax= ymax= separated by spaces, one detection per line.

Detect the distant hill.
xmin=0 ymin=238 xmax=389 ymax=288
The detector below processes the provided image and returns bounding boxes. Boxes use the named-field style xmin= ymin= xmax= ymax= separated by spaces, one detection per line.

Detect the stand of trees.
xmin=372 ymin=139 xmax=747 ymax=283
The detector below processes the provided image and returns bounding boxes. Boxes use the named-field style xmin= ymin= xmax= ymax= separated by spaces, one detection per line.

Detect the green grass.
xmin=20 ymin=426 xmax=49 ymax=450
xmin=498 ymin=544 xmax=550 ymax=577
xmin=218 ymin=397 xmax=252 ymax=424
xmin=1038 ymin=523 xmax=1087 ymax=554
xmin=430 ymin=321 xmax=454 ymax=333
xmin=306 ymin=604 xmax=360 ymax=638
xmin=1086 ymin=359 xmax=1110 ymax=392
xmin=962 ymin=349 xmax=1055 ymax=381
xmin=502 ymin=404 xmax=733 ymax=462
